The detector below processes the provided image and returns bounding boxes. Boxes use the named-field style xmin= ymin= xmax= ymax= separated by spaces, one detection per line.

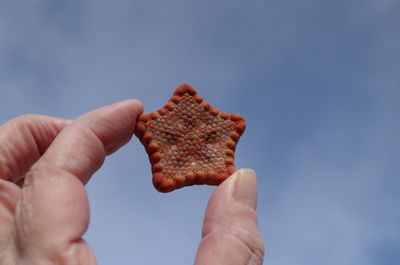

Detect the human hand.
xmin=0 ymin=100 xmax=264 ymax=265
xmin=0 ymin=100 xmax=143 ymax=265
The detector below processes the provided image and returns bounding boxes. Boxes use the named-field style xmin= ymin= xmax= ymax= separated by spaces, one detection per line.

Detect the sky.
xmin=0 ymin=0 xmax=399 ymax=264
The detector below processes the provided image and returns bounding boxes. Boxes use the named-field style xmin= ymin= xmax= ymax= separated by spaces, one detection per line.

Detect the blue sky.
xmin=1 ymin=0 xmax=399 ymax=264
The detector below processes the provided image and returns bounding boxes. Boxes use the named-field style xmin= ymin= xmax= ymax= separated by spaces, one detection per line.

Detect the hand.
xmin=0 ymin=100 xmax=264 ymax=265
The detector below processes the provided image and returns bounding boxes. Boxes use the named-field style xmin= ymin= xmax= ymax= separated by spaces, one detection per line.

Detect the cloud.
xmin=1 ymin=0 xmax=399 ymax=264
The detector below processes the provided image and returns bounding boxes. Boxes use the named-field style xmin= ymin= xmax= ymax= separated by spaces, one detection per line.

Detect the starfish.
xmin=134 ymin=84 xmax=246 ymax=192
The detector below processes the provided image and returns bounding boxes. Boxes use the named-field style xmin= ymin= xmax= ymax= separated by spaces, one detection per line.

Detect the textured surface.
xmin=134 ymin=84 xmax=246 ymax=192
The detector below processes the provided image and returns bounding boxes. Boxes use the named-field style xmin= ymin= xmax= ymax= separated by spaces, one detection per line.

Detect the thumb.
xmin=194 ymin=169 xmax=265 ymax=265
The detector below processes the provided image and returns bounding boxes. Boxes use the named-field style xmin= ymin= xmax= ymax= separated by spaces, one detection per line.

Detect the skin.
xmin=0 ymin=100 xmax=264 ymax=265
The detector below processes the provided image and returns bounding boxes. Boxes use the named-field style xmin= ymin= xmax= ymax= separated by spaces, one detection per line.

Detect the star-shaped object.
xmin=134 ymin=84 xmax=246 ymax=192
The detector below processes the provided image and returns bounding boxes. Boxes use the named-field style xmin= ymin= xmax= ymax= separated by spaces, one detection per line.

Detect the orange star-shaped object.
xmin=134 ymin=84 xmax=246 ymax=192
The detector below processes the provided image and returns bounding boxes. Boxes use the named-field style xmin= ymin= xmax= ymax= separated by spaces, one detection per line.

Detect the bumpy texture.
xmin=134 ymin=84 xmax=246 ymax=192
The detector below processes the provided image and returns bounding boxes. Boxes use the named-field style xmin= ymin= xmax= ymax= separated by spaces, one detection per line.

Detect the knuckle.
xmin=13 ymin=114 xmax=44 ymax=124
xmin=230 ymin=225 xmax=265 ymax=264
xmin=9 ymin=114 xmax=45 ymax=132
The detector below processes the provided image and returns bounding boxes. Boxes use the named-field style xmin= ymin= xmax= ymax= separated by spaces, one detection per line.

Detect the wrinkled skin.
xmin=0 ymin=100 xmax=264 ymax=265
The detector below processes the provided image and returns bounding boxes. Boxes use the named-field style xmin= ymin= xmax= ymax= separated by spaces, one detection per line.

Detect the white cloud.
xmin=1 ymin=0 xmax=399 ymax=264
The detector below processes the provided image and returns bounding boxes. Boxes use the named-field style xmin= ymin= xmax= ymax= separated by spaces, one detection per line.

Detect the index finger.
xmin=0 ymin=114 xmax=70 ymax=183
xmin=27 ymin=99 xmax=143 ymax=185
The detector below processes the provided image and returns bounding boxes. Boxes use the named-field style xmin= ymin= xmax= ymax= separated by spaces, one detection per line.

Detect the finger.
xmin=194 ymin=169 xmax=265 ymax=265
xmin=27 ymin=99 xmax=143 ymax=185
xmin=0 ymin=179 xmax=21 ymax=226
xmin=0 ymin=179 xmax=21 ymax=256
xmin=14 ymin=99 xmax=143 ymax=263
xmin=0 ymin=115 xmax=71 ymax=183
xmin=0 ymin=179 xmax=21 ymax=214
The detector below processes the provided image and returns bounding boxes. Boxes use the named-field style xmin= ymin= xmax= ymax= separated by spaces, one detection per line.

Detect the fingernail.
xmin=232 ymin=168 xmax=258 ymax=210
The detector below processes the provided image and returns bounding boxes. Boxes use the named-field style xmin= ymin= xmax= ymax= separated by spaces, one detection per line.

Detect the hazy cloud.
xmin=1 ymin=0 xmax=399 ymax=264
